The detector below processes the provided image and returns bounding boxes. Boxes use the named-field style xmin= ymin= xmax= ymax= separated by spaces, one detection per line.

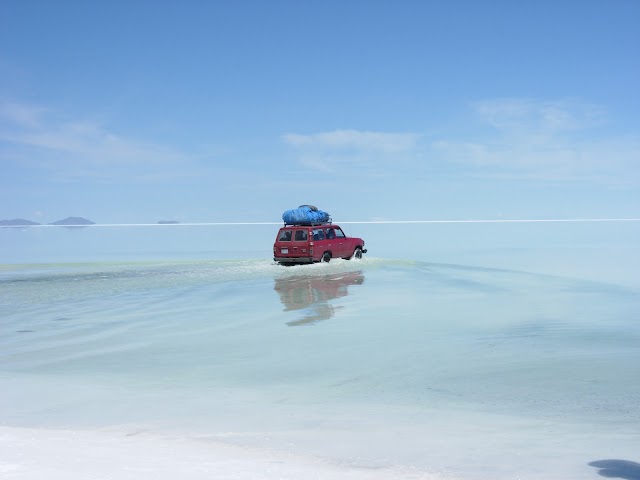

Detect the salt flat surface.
xmin=0 ymin=426 xmax=445 ymax=480
xmin=1 ymin=224 xmax=639 ymax=479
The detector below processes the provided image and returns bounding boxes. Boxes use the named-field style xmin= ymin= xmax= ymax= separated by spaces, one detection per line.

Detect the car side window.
xmin=294 ymin=230 xmax=308 ymax=241
xmin=326 ymin=228 xmax=336 ymax=239
xmin=278 ymin=230 xmax=292 ymax=241
xmin=334 ymin=228 xmax=346 ymax=238
xmin=313 ymin=228 xmax=325 ymax=240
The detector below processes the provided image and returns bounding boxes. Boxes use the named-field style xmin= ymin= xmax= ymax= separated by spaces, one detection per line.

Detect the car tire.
xmin=351 ymin=247 xmax=363 ymax=260
xmin=321 ymin=252 xmax=331 ymax=263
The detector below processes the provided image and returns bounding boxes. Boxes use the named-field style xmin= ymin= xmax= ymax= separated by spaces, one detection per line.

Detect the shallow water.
xmin=1 ymin=225 xmax=639 ymax=479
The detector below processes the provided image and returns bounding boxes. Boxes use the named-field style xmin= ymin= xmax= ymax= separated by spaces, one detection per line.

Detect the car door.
xmin=275 ymin=228 xmax=293 ymax=258
xmin=291 ymin=228 xmax=310 ymax=258
xmin=325 ymin=227 xmax=347 ymax=258
xmin=334 ymin=227 xmax=353 ymax=258
xmin=312 ymin=227 xmax=328 ymax=260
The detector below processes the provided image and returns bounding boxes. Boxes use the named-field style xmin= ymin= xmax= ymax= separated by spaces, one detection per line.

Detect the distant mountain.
xmin=49 ymin=216 xmax=95 ymax=226
xmin=0 ymin=218 xmax=41 ymax=226
xmin=158 ymin=220 xmax=179 ymax=224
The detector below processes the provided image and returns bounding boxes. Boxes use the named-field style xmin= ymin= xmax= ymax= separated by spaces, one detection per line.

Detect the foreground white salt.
xmin=0 ymin=426 xmax=448 ymax=480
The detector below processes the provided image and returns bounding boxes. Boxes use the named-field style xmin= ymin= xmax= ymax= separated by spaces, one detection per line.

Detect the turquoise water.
xmin=1 ymin=224 xmax=639 ymax=479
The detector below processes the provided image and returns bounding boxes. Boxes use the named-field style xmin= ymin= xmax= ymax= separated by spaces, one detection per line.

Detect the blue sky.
xmin=1 ymin=1 xmax=639 ymax=224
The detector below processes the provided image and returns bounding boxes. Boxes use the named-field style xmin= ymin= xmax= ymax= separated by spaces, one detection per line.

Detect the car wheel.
xmin=351 ymin=247 xmax=362 ymax=260
xmin=321 ymin=252 xmax=331 ymax=263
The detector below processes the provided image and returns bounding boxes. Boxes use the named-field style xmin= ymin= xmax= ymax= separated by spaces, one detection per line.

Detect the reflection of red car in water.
xmin=274 ymin=271 xmax=365 ymax=326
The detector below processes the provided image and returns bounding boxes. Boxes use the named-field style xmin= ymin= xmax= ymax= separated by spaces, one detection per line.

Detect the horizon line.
xmin=2 ymin=218 xmax=640 ymax=228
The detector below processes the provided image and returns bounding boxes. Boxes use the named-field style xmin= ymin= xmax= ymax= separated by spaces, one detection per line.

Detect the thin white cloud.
xmin=283 ymin=129 xmax=421 ymax=152
xmin=282 ymin=101 xmax=638 ymax=184
xmin=0 ymin=101 xmax=197 ymax=182
xmin=282 ymin=129 xmax=423 ymax=172
xmin=0 ymin=102 xmax=48 ymax=128
xmin=434 ymin=98 xmax=639 ymax=183
xmin=473 ymin=98 xmax=606 ymax=132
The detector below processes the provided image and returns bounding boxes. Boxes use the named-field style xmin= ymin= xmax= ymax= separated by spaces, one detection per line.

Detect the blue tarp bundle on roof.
xmin=282 ymin=205 xmax=331 ymax=225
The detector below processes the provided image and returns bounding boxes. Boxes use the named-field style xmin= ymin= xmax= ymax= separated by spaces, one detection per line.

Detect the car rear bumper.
xmin=274 ymin=256 xmax=314 ymax=264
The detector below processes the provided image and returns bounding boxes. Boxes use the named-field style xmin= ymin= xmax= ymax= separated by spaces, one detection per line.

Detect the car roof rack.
xmin=283 ymin=219 xmax=333 ymax=227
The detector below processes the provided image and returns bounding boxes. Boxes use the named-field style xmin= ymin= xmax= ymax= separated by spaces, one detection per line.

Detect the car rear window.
xmin=294 ymin=230 xmax=308 ymax=241
xmin=278 ymin=230 xmax=292 ymax=241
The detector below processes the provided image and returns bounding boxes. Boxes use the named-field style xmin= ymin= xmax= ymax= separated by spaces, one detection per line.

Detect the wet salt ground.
xmin=1 ymin=252 xmax=639 ymax=479
xmin=1 ymin=220 xmax=640 ymax=479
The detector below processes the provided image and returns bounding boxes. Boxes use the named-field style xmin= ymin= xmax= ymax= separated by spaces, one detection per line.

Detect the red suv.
xmin=273 ymin=223 xmax=367 ymax=265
